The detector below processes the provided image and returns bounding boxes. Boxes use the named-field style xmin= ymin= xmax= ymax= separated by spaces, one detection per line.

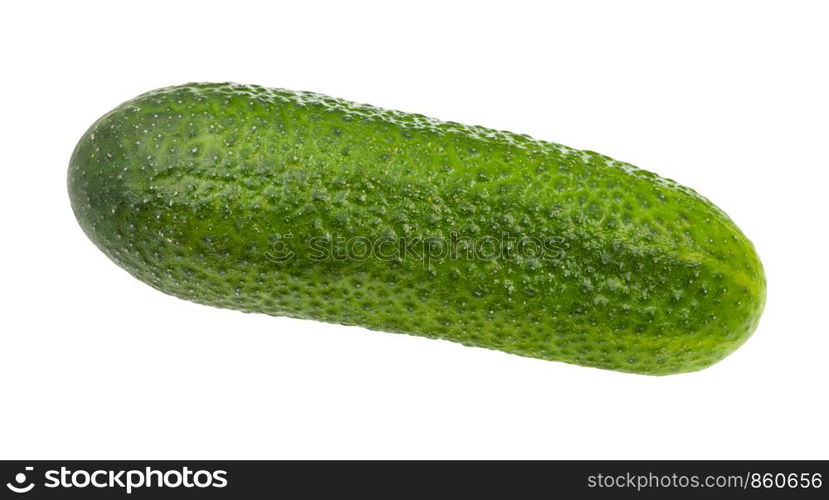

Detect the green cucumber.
xmin=68 ymin=82 xmax=765 ymax=375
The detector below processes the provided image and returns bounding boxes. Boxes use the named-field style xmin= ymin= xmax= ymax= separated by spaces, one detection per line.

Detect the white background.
xmin=1 ymin=1 xmax=827 ymax=459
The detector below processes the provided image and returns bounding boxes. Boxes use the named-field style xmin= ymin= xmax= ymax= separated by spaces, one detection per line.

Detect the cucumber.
xmin=68 ymin=83 xmax=765 ymax=375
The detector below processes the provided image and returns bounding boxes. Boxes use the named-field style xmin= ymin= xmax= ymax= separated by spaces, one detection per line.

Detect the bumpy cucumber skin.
xmin=68 ymin=83 xmax=765 ymax=375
